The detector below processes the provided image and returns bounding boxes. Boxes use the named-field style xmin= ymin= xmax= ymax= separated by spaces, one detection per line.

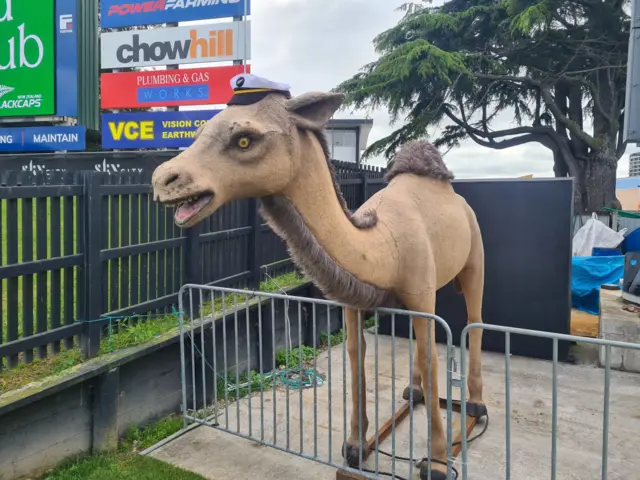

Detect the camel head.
xmin=151 ymin=74 xmax=345 ymax=228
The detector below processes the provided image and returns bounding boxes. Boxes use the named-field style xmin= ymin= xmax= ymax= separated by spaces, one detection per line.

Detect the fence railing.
xmin=157 ymin=283 xmax=640 ymax=480
xmin=0 ymin=164 xmax=387 ymax=371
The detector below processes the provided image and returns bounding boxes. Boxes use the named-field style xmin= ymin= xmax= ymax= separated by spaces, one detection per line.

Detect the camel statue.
xmin=151 ymin=74 xmax=486 ymax=480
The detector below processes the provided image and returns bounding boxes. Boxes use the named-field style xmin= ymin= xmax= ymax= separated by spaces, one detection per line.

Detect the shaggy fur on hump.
xmin=385 ymin=140 xmax=454 ymax=183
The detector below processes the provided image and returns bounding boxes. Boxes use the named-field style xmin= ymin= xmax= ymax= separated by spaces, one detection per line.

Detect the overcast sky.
xmin=191 ymin=0 xmax=638 ymax=178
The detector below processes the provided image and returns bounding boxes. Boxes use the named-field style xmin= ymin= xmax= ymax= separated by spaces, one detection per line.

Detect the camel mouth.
xmin=163 ymin=192 xmax=214 ymax=227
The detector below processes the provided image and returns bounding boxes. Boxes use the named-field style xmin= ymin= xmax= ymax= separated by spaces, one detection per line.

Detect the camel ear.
xmin=285 ymin=92 xmax=345 ymax=130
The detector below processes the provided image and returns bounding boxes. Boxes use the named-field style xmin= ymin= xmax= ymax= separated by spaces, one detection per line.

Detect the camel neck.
xmin=274 ymin=132 xmax=397 ymax=292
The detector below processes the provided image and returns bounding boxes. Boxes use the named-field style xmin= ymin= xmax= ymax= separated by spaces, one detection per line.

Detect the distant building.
xmin=630 ymin=152 xmax=640 ymax=177
xmin=325 ymin=119 xmax=373 ymax=166
xmin=616 ymin=177 xmax=640 ymax=210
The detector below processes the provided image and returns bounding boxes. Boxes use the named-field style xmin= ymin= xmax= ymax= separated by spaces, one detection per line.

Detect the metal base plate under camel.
xmin=334 ymin=397 xmax=477 ymax=480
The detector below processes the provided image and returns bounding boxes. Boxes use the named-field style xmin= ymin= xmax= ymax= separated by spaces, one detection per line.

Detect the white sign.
xmin=100 ymin=20 xmax=251 ymax=69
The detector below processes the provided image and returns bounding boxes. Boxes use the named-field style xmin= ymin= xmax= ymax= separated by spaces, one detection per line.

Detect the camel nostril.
xmin=165 ymin=174 xmax=180 ymax=186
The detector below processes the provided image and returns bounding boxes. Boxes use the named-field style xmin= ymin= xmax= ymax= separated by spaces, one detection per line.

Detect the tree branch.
xmin=474 ymin=72 xmax=599 ymax=150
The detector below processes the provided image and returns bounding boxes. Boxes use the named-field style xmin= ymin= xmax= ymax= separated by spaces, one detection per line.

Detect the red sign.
xmin=100 ymin=65 xmax=250 ymax=109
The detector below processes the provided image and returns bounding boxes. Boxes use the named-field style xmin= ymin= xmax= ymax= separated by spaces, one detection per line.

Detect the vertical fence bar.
xmin=551 ymin=338 xmax=558 ymax=480
xmin=50 ymin=194 xmax=62 ymax=354
xmin=6 ymin=195 xmax=18 ymax=367
xmin=199 ymin=289 xmax=207 ymax=422
xmin=245 ymin=296 xmax=252 ymax=438
xmin=298 ymin=301 xmax=304 ymax=454
xmin=461 ymin=329 xmax=468 ymax=480
xmin=189 ymin=288 xmax=197 ymax=419
xmin=602 ymin=345 xmax=611 ymax=480
xmin=427 ymin=318 xmax=432 ymax=480
xmin=179 ymin=288 xmax=188 ymax=428
xmin=108 ymin=179 xmax=119 ymax=313
xmin=391 ymin=313 xmax=396 ymax=479
xmin=357 ymin=310 xmax=363 ymax=469
xmin=212 ymin=291 xmax=218 ymax=425
xmin=285 ymin=298 xmax=290 ymax=450
xmin=258 ymin=296 xmax=264 ymax=442
xmin=271 ymin=298 xmax=277 ymax=445
xmin=312 ymin=303 xmax=318 ymax=458
xmin=409 ymin=315 xmax=414 ymax=480
xmin=234 ymin=300 xmax=240 ymax=433
xmin=21 ymin=196 xmax=34 ymax=364
xmin=222 ymin=293 xmax=229 ymax=429
xmin=82 ymin=173 xmax=103 ymax=359
xmin=505 ymin=332 xmax=511 ymax=480
xmin=63 ymin=188 xmax=75 ymax=350
xmin=342 ymin=307 xmax=347 ymax=467
xmin=327 ymin=304 xmax=332 ymax=463
xmin=374 ymin=310 xmax=380 ymax=476
xmin=247 ymin=198 xmax=261 ymax=290
xmin=35 ymin=176 xmax=48 ymax=359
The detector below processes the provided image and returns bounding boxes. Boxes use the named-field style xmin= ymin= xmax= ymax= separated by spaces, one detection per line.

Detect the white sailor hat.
xmin=227 ymin=73 xmax=292 ymax=106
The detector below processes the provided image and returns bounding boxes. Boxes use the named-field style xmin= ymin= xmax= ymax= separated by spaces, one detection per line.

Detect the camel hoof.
xmin=420 ymin=462 xmax=449 ymax=480
xmin=467 ymin=402 xmax=488 ymax=419
xmin=342 ymin=442 xmax=367 ymax=468
xmin=402 ymin=384 xmax=424 ymax=404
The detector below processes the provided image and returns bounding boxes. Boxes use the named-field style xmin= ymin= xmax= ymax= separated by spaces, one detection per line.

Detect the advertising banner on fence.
xmin=101 ymin=0 xmax=252 ymax=29
xmin=100 ymin=21 xmax=251 ymax=69
xmin=101 ymin=110 xmax=221 ymax=149
xmin=0 ymin=126 xmax=86 ymax=152
xmin=101 ymin=65 xmax=249 ymax=109
xmin=0 ymin=0 xmax=56 ymax=117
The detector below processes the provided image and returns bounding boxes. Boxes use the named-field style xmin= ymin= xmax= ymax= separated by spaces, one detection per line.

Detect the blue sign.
xmin=101 ymin=110 xmax=221 ymax=149
xmin=55 ymin=0 xmax=79 ymax=117
xmin=0 ymin=126 xmax=86 ymax=152
xmin=100 ymin=0 xmax=251 ymax=29
xmin=137 ymin=85 xmax=210 ymax=104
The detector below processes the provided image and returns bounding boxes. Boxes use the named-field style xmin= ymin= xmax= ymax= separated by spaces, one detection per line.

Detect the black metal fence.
xmin=0 ymin=161 xmax=386 ymax=370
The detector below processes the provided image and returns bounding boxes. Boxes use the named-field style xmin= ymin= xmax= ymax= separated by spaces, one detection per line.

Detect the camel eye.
xmin=236 ymin=136 xmax=251 ymax=149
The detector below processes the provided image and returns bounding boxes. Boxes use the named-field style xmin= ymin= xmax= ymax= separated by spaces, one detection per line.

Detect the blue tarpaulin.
xmin=571 ymin=255 xmax=624 ymax=314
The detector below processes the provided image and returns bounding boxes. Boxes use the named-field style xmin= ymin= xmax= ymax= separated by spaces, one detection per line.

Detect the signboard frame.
xmin=100 ymin=0 xmax=252 ymax=29
xmin=101 ymin=110 xmax=221 ymax=149
xmin=0 ymin=0 xmax=56 ymax=118
xmin=0 ymin=126 xmax=86 ymax=152
xmin=100 ymin=65 xmax=249 ymax=109
xmin=100 ymin=20 xmax=251 ymax=69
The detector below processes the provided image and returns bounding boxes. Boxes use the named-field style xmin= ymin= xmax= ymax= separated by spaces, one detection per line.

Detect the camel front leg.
xmin=413 ymin=316 xmax=449 ymax=480
xmin=341 ymin=307 xmax=369 ymax=468
xmin=458 ymin=265 xmax=487 ymax=418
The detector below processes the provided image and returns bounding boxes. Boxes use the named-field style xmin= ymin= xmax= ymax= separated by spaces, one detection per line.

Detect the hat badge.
xmin=236 ymin=77 xmax=245 ymax=88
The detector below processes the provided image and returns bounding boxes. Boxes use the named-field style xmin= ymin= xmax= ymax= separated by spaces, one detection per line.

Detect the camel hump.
xmin=384 ymin=140 xmax=454 ymax=183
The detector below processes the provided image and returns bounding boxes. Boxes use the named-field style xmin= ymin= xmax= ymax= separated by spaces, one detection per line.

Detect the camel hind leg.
xmin=457 ymin=235 xmax=487 ymax=417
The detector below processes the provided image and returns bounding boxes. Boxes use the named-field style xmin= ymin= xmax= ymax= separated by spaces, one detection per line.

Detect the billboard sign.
xmin=55 ymin=0 xmax=78 ymax=117
xmin=100 ymin=0 xmax=252 ymax=29
xmin=101 ymin=65 xmax=249 ymax=109
xmin=0 ymin=126 xmax=86 ymax=152
xmin=101 ymin=110 xmax=221 ymax=149
xmin=0 ymin=0 xmax=56 ymax=117
xmin=100 ymin=21 xmax=251 ymax=69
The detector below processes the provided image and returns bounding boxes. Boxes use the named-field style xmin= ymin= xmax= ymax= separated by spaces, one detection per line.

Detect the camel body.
xmin=151 ymin=86 xmax=486 ymax=480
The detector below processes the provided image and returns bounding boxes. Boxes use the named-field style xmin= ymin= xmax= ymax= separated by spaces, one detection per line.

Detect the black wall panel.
xmin=378 ymin=177 xmax=574 ymax=361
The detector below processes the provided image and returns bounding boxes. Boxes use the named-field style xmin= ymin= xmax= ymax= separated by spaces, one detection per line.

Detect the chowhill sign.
xmin=101 ymin=0 xmax=251 ymax=29
xmin=100 ymin=20 xmax=251 ymax=69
